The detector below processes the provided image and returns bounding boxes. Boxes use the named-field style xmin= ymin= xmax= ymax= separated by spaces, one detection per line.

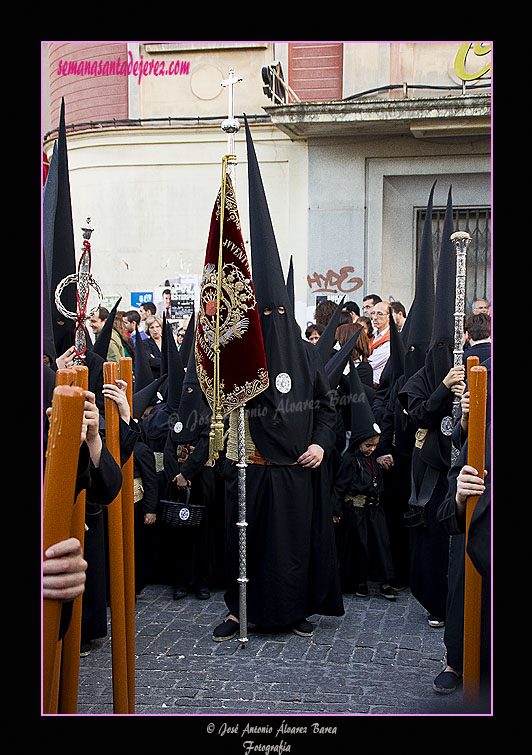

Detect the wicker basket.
xmin=160 ymin=489 xmax=204 ymax=527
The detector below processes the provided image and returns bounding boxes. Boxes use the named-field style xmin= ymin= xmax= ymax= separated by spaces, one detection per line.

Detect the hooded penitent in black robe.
xmin=437 ymin=428 xmax=491 ymax=711
xmin=374 ymin=182 xmax=437 ymax=588
xmin=162 ymin=335 xmax=223 ymax=593
xmin=331 ymin=360 xmax=395 ymax=588
xmin=220 ymin=119 xmax=344 ymax=628
xmin=398 ymin=186 xmax=457 ymax=621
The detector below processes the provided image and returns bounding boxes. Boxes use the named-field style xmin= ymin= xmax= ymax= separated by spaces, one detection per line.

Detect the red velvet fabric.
xmin=196 ymin=175 xmax=268 ymax=415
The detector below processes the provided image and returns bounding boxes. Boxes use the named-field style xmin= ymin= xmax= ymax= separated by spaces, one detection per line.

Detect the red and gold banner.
xmin=196 ymin=163 xmax=268 ymax=419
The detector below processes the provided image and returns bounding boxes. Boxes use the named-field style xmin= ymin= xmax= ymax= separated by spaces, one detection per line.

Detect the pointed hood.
xmin=314 ymin=296 xmax=346 ymax=364
xmin=425 ymin=186 xmax=455 ymax=388
xmin=170 ymin=333 xmax=211 ymax=444
xmin=348 ymin=357 xmax=381 ymax=448
xmin=165 ymin=318 xmax=185 ymax=413
xmin=160 ymin=312 xmax=169 ymax=378
xmin=245 ymin=115 xmax=316 ymax=464
xmin=286 ymin=255 xmax=295 ymax=314
xmin=44 ymin=99 xmax=77 ymax=356
xmin=134 ymin=322 xmax=155 ymax=392
xmin=42 ymin=250 xmax=57 ymax=363
xmin=179 ymin=306 xmax=195 ymax=366
xmin=132 ymin=375 xmax=167 ymax=420
xmin=325 ymin=325 xmax=363 ymax=390
xmin=402 ymin=180 xmax=437 ymax=379
xmin=92 ymin=297 xmax=122 ymax=359
xmin=245 ymin=116 xmax=292 ymax=315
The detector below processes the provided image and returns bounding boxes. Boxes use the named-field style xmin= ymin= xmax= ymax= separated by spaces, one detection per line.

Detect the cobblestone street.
xmin=77 ymin=582 xmax=468 ymax=722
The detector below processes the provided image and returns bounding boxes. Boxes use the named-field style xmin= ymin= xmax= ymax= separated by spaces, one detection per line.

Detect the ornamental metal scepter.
xmin=450 ymin=230 xmax=472 ymax=464
xmin=55 ymin=219 xmax=102 ymax=365
xmin=221 ymin=68 xmax=249 ymax=647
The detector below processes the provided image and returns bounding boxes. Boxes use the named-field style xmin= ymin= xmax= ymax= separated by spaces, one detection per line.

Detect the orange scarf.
xmin=369 ymin=328 xmax=390 ymax=355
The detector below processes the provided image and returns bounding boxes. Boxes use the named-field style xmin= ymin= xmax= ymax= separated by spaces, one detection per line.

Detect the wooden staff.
xmin=58 ymin=365 xmax=89 ymax=713
xmin=119 ymin=357 xmax=136 ymax=713
xmin=44 ymin=368 xmax=77 ymax=714
xmin=463 ymin=364 xmax=488 ymax=704
xmin=467 ymin=354 xmax=479 ymax=382
xmin=43 ymin=384 xmax=86 ymax=714
xmin=103 ymin=360 xmax=129 ymax=714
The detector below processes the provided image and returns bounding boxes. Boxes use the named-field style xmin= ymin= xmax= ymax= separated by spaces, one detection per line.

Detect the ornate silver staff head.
xmin=450 ymin=230 xmax=472 ymax=463
xmin=54 ymin=217 xmax=103 ymax=364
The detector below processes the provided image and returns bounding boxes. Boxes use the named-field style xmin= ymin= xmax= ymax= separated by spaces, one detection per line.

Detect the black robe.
xmin=162 ymin=423 xmax=217 ymax=589
xmin=331 ymin=447 xmax=395 ymax=586
xmin=375 ymin=374 xmax=416 ymax=587
xmin=224 ymin=341 xmax=344 ymax=627
xmin=398 ymin=368 xmax=455 ymax=620
xmin=437 ymin=431 xmax=491 ymax=710
xmin=132 ymin=439 xmax=159 ymax=593
xmin=142 ymin=337 xmax=162 ymax=379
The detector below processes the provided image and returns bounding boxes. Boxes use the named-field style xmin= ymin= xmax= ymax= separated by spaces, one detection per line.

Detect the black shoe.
xmin=428 ymin=615 xmax=445 ymax=628
xmin=355 ymin=583 xmax=369 ymax=597
xmin=292 ymin=619 xmax=313 ymax=637
xmin=433 ymin=670 xmax=462 ymax=694
xmin=80 ymin=641 xmax=92 ymax=657
xmin=172 ymin=586 xmax=187 ymax=600
xmin=389 ymin=580 xmax=407 ymax=592
xmin=379 ymin=584 xmax=396 ymax=600
xmin=195 ymin=585 xmax=210 ymax=600
xmin=212 ymin=618 xmax=239 ymax=642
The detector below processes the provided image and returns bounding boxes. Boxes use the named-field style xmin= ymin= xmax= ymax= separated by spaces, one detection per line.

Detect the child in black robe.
xmin=331 ymin=359 xmax=395 ymax=600
xmin=332 ymin=431 xmax=396 ymax=599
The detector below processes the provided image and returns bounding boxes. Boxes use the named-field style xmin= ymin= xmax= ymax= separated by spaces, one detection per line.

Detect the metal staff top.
xmin=450 ymin=230 xmax=472 ymax=463
xmin=221 ymin=68 xmax=242 ymax=182
xmin=55 ymin=219 xmax=102 ymax=364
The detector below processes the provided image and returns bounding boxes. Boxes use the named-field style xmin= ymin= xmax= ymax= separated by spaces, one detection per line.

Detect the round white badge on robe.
xmin=179 ymin=507 xmax=190 ymax=521
xmin=275 ymin=372 xmax=292 ymax=393
xmin=440 ymin=416 xmax=453 ymax=436
xmin=173 ymin=421 xmax=183 ymax=434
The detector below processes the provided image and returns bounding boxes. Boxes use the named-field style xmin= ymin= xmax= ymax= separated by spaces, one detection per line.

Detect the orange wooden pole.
xmin=58 ymin=365 xmax=89 ymax=713
xmin=466 ymin=355 xmax=479 ymax=384
xmin=119 ymin=357 xmax=136 ymax=713
xmin=42 ymin=384 xmax=85 ymax=714
xmin=54 ymin=368 xmax=76 ymax=386
xmin=463 ymin=365 xmax=488 ymax=704
xmin=50 ymin=640 xmax=63 ymax=713
xmin=103 ymin=361 xmax=129 ymax=714
xmin=45 ymin=367 xmax=78 ymax=714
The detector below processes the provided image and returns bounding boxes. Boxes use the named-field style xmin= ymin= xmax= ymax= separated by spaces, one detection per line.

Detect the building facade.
xmin=42 ymin=41 xmax=491 ymax=328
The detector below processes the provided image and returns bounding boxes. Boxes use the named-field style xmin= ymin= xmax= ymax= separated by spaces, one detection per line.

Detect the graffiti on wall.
xmin=307 ymin=265 xmax=363 ymax=295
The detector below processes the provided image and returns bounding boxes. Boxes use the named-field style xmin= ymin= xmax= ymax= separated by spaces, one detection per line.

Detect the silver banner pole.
xmin=221 ymin=69 xmax=248 ymax=646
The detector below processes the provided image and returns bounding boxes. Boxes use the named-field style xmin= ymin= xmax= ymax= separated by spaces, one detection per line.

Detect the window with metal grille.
xmin=417 ymin=206 xmax=491 ymax=313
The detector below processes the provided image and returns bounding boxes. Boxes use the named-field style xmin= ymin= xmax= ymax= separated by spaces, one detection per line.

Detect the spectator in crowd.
xmin=390 ymin=301 xmax=407 ymax=332
xmin=362 ymin=294 xmax=382 ymax=316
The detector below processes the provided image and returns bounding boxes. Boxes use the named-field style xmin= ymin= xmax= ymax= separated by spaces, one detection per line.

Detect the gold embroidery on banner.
xmin=198 ymin=366 xmax=269 ymax=418
xmin=199 ymin=262 xmax=257 ymax=352
xmin=215 ymin=179 xmax=241 ymax=231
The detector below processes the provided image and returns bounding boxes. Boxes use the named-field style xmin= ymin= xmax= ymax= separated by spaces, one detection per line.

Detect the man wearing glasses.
xmin=368 ymin=301 xmax=391 ymax=387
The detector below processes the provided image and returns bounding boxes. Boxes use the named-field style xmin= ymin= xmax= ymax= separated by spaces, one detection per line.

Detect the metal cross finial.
xmin=221 ymin=69 xmax=243 ymax=176
xmin=221 ymin=68 xmax=243 ymax=132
